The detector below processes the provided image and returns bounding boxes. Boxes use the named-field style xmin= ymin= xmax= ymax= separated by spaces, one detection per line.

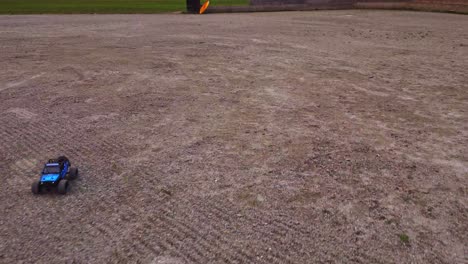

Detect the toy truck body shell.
xmin=32 ymin=156 xmax=78 ymax=195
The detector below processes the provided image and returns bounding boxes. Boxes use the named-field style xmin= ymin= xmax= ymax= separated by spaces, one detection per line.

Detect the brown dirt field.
xmin=0 ymin=10 xmax=467 ymax=264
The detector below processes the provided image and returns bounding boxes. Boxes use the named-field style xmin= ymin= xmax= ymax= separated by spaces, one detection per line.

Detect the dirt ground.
xmin=0 ymin=10 xmax=467 ymax=264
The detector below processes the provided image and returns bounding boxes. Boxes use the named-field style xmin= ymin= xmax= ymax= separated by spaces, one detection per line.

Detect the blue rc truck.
xmin=31 ymin=156 xmax=78 ymax=195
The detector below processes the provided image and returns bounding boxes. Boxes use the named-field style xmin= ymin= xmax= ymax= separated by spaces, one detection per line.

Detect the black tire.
xmin=57 ymin=156 xmax=70 ymax=167
xmin=66 ymin=167 xmax=79 ymax=180
xmin=31 ymin=181 xmax=41 ymax=194
xmin=57 ymin=180 xmax=69 ymax=195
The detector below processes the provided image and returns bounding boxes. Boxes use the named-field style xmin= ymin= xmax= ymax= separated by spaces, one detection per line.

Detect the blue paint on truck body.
xmin=39 ymin=159 xmax=69 ymax=184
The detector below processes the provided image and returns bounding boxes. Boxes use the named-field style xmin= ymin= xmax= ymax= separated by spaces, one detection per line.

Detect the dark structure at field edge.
xmin=187 ymin=0 xmax=201 ymax=13
xmin=190 ymin=0 xmax=468 ymax=14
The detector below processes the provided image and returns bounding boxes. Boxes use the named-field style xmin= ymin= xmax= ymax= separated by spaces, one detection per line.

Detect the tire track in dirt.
xmin=128 ymin=210 xmax=243 ymax=263
xmin=132 ymin=194 xmax=274 ymax=263
xmin=196 ymin=199 xmax=305 ymax=264
xmin=0 ymin=117 xmax=80 ymax=162
xmin=9 ymin=122 xmax=72 ymax=160
xmin=154 ymin=210 xmax=242 ymax=263
xmin=78 ymin=161 xmax=181 ymax=261
xmin=0 ymin=123 xmax=41 ymax=159
xmin=193 ymin=200 xmax=286 ymax=264
xmin=0 ymin=114 xmax=127 ymax=190
xmin=30 ymin=121 xmax=100 ymax=164
xmin=147 ymin=216 xmax=206 ymax=262
xmin=92 ymin=211 xmax=158 ymax=261
xmin=86 ymin=176 xmax=255 ymax=264
xmin=118 ymin=180 xmax=227 ymax=262
xmin=173 ymin=207 xmax=256 ymax=264
xmin=0 ymin=127 xmax=15 ymax=151
xmin=0 ymin=122 xmax=44 ymax=186
xmin=135 ymin=168 xmax=258 ymax=263
xmin=187 ymin=201 xmax=259 ymax=261
xmin=0 ymin=113 xmax=125 ymax=162
xmin=91 ymin=193 xmax=214 ymax=263
xmin=96 ymin=158 xmax=299 ymax=264
xmin=90 ymin=195 xmax=182 ymax=262
xmin=131 ymin=145 xmax=291 ymax=262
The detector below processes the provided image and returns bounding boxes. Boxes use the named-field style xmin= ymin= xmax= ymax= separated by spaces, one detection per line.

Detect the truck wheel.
xmin=32 ymin=181 xmax=41 ymax=194
xmin=57 ymin=156 xmax=70 ymax=166
xmin=67 ymin=167 xmax=79 ymax=180
xmin=57 ymin=180 xmax=69 ymax=194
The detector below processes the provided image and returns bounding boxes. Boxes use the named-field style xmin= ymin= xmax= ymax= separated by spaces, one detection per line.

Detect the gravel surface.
xmin=0 ymin=11 xmax=467 ymax=264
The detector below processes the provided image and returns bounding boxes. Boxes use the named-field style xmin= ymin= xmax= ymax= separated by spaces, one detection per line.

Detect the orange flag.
xmin=199 ymin=0 xmax=210 ymax=14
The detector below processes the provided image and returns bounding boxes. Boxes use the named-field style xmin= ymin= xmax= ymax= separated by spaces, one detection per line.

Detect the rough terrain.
xmin=0 ymin=11 xmax=467 ymax=263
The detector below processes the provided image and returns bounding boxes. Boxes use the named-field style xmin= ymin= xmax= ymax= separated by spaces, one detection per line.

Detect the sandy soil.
xmin=0 ymin=10 xmax=467 ymax=264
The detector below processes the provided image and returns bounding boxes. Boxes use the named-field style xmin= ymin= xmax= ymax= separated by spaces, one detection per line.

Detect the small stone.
xmin=256 ymin=194 xmax=265 ymax=202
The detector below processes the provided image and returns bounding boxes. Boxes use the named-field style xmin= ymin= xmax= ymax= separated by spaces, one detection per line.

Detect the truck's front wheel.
xmin=57 ymin=180 xmax=69 ymax=194
xmin=31 ymin=181 xmax=41 ymax=194
xmin=66 ymin=167 xmax=79 ymax=180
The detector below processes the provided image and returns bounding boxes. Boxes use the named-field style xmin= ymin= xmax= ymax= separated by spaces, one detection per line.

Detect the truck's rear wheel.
xmin=57 ymin=156 xmax=70 ymax=166
xmin=66 ymin=167 xmax=79 ymax=180
xmin=57 ymin=180 xmax=69 ymax=194
xmin=31 ymin=181 xmax=41 ymax=194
